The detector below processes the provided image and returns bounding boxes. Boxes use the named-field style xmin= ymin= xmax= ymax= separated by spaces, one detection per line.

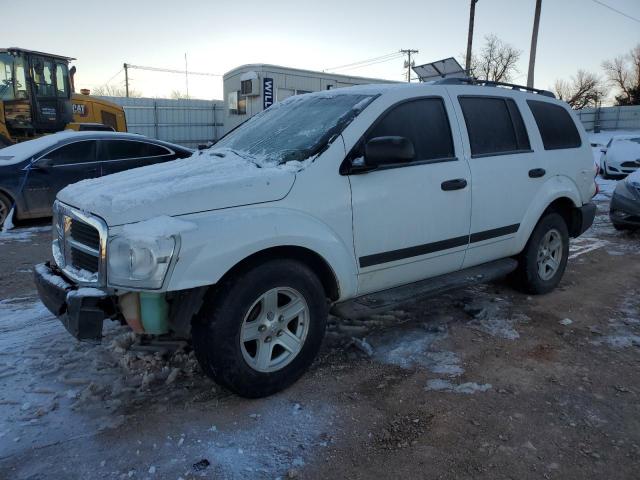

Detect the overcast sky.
xmin=2 ymin=0 xmax=638 ymax=100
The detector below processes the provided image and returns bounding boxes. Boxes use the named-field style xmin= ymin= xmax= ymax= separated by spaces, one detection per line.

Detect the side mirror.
xmin=364 ymin=136 xmax=415 ymax=167
xmin=197 ymin=140 xmax=217 ymax=150
xmin=34 ymin=158 xmax=54 ymax=170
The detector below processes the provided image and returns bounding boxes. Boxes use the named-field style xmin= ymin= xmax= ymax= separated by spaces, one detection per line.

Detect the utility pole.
xmin=465 ymin=0 xmax=479 ymax=75
xmin=527 ymin=0 xmax=542 ymax=88
xmin=401 ymin=49 xmax=419 ymax=83
xmin=124 ymin=63 xmax=129 ymax=98
xmin=184 ymin=53 xmax=189 ymax=99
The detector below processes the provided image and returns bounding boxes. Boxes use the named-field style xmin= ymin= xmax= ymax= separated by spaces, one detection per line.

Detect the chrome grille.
xmin=52 ymin=201 xmax=107 ymax=286
xmin=70 ymin=244 xmax=100 ymax=273
xmin=70 ymin=221 xmax=100 ymax=251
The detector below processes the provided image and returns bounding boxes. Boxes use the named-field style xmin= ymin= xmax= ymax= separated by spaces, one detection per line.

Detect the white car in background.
xmin=600 ymin=134 xmax=640 ymax=179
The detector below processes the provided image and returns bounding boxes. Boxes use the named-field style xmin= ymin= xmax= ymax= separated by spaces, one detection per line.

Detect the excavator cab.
xmin=0 ymin=48 xmax=75 ymax=143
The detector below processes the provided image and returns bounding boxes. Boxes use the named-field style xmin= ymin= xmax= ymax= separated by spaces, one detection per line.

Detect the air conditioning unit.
xmin=240 ymin=71 xmax=260 ymax=96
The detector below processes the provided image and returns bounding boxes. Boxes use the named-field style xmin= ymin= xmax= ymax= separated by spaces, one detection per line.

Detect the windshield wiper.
xmin=211 ymin=148 xmax=263 ymax=168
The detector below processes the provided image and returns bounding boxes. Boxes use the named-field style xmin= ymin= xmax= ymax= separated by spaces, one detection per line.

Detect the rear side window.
xmin=527 ymin=100 xmax=581 ymax=150
xmin=367 ymin=98 xmax=455 ymax=161
xmin=102 ymin=140 xmax=169 ymax=160
xmin=459 ymin=96 xmax=531 ymax=157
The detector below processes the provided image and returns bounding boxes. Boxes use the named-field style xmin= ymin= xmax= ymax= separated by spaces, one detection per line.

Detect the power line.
xmin=102 ymin=68 xmax=123 ymax=86
xmin=591 ymin=0 xmax=640 ymax=23
xmin=324 ymin=52 xmax=402 ymax=72
xmin=334 ymin=53 xmax=405 ymax=73
xmin=124 ymin=63 xmax=222 ymax=76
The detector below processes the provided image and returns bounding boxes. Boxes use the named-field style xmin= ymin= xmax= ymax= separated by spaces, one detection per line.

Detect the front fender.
xmin=165 ymin=206 xmax=358 ymax=299
xmin=514 ymin=175 xmax=582 ymax=253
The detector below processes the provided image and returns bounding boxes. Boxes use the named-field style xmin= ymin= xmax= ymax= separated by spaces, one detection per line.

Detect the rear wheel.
xmin=511 ymin=213 xmax=569 ymax=294
xmin=192 ymin=259 xmax=328 ymax=398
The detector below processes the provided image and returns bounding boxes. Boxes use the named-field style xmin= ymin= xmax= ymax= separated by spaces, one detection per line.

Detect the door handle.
xmin=441 ymin=178 xmax=468 ymax=191
xmin=529 ymin=168 xmax=546 ymax=178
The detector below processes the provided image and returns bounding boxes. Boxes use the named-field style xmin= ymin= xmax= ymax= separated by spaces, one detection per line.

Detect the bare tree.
xmin=170 ymin=90 xmax=190 ymax=100
xmin=469 ymin=35 xmax=522 ymax=83
xmin=553 ymin=70 xmax=608 ymax=109
xmin=91 ymin=84 xmax=141 ymax=98
xmin=602 ymin=44 xmax=640 ymax=106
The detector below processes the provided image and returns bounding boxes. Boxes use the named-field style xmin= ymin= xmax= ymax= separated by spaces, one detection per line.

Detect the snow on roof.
xmin=0 ymin=131 xmax=146 ymax=166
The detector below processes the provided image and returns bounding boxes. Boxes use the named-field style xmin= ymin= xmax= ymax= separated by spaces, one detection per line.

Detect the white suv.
xmin=35 ymin=80 xmax=597 ymax=397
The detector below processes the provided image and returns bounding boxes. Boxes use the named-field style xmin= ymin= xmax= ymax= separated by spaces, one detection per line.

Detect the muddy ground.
xmin=0 ymin=180 xmax=639 ymax=480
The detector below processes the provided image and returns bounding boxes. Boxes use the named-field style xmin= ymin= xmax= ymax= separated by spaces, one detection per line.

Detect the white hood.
xmin=57 ymin=148 xmax=299 ymax=226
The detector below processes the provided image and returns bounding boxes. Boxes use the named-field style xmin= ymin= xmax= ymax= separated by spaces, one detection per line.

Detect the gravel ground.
xmin=0 ymin=180 xmax=639 ymax=479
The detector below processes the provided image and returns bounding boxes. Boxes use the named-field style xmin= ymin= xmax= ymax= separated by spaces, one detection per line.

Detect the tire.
xmin=511 ymin=213 xmax=569 ymax=295
xmin=612 ymin=222 xmax=626 ymax=231
xmin=0 ymin=192 xmax=12 ymax=228
xmin=192 ymin=259 xmax=328 ymax=398
xmin=601 ymin=161 xmax=610 ymax=179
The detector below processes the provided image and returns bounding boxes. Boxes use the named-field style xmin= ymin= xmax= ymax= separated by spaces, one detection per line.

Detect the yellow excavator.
xmin=0 ymin=47 xmax=126 ymax=147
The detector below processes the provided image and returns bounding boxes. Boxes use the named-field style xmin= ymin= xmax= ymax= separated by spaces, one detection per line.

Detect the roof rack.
xmin=432 ymin=77 xmax=555 ymax=98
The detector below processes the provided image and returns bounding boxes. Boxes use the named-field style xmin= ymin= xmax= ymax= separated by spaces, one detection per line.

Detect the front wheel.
xmin=192 ymin=259 xmax=328 ymax=398
xmin=0 ymin=192 xmax=12 ymax=228
xmin=511 ymin=213 xmax=569 ymax=294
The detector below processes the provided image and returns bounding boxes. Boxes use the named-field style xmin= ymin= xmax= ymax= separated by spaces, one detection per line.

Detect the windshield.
xmin=0 ymin=53 xmax=15 ymax=101
xmin=214 ymin=93 xmax=376 ymax=164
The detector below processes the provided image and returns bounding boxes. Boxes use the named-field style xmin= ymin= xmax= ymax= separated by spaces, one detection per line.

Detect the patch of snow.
xmin=560 ymin=318 xmax=573 ymax=326
xmin=463 ymin=294 xmax=527 ymax=340
xmin=67 ymin=287 xmax=106 ymax=299
xmin=425 ymin=379 xmax=492 ymax=394
xmin=372 ymin=328 xmax=463 ymax=377
xmin=594 ymin=176 xmax=618 ymax=201
xmin=569 ymin=237 xmax=608 ymax=259
xmin=2 ymin=206 xmax=14 ymax=231
xmin=592 ymin=294 xmax=640 ymax=349
xmin=34 ymin=263 xmax=72 ymax=290
xmin=0 ymin=225 xmax=50 ymax=244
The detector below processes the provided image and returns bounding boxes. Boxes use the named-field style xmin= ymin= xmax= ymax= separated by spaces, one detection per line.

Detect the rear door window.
xmin=47 ymin=141 xmax=96 ymax=165
xmin=527 ymin=100 xmax=581 ymax=150
xmin=102 ymin=140 xmax=169 ymax=160
xmin=458 ymin=96 xmax=531 ymax=157
xmin=366 ymin=98 xmax=455 ymax=162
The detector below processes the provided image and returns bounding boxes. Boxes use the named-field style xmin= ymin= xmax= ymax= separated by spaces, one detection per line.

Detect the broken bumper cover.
xmin=34 ymin=262 xmax=115 ymax=341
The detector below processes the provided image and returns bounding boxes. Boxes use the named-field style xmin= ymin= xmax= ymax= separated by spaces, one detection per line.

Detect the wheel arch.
xmin=515 ymin=177 xmax=583 ymax=254
xmin=544 ymin=197 xmax=584 ymax=238
xmin=214 ymin=245 xmax=340 ymax=302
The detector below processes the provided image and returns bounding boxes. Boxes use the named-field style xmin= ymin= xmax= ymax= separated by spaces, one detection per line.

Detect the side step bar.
xmin=331 ymin=258 xmax=518 ymax=319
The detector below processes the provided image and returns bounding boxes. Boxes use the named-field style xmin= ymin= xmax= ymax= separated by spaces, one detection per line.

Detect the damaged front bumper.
xmin=34 ymin=262 xmax=116 ymax=341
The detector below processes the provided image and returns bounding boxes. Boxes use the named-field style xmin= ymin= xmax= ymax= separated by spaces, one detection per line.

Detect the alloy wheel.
xmin=239 ymin=287 xmax=309 ymax=373
xmin=536 ymin=228 xmax=563 ymax=281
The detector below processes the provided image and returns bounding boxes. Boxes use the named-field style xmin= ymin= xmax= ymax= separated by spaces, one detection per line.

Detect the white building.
xmin=223 ymin=64 xmax=396 ymax=133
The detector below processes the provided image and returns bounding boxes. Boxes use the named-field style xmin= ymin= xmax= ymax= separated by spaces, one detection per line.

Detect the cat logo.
xmin=73 ymin=103 xmax=88 ymax=117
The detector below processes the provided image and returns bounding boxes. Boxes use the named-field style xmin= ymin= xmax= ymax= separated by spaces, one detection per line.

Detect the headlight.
xmin=625 ymin=176 xmax=640 ymax=198
xmin=107 ymin=235 xmax=176 ymax=289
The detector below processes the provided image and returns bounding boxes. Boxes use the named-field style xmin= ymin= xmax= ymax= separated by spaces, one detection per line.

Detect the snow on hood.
xmin=609 ymin=138 xmax=640 ymax=162
xmin=57 ymin=148 xmax=301 ymax=226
